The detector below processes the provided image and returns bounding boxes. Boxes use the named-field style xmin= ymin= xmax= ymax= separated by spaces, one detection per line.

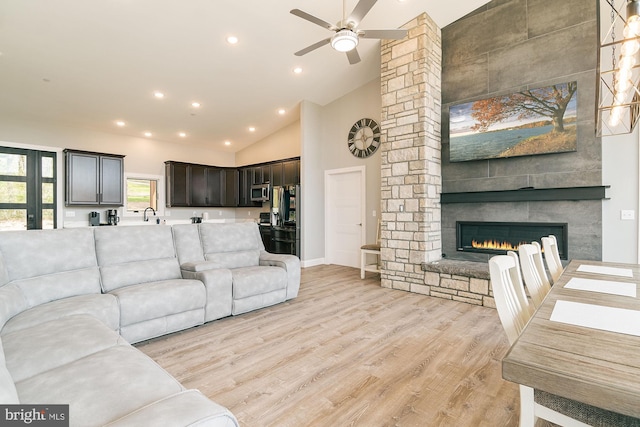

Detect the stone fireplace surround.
xmin=379 ymin=1 xmax=600 ymax=308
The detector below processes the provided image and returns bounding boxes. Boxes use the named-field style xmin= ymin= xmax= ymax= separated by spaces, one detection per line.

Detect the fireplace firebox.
xmin=456 ymin=221 xmax=568 ymax=259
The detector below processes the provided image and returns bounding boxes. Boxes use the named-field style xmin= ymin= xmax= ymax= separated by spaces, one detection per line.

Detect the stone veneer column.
xmin=380 ymin=13 xmax=442 ymax=292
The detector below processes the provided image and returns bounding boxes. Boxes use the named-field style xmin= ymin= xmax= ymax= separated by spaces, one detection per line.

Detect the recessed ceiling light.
xmin=154 ymin=91 xmax=164 ymax=99
xmin=293 ymin=67 xmax=303 ymax=74
xmin=178 ymin=132 xmax=187 ymax=138
xmin=144 ymin=132 xmax=152 ymax=137
xmin=248 ymin=126 xmax=256 ymax=132
xmin=224 ymin=141 xmax=231 ymax=146
xmin=115 ymin=120 xmax=126 ymax=127
xmin=278 ymin=108 xmax=286 ymax=115
xmin=226 ymin=35 xmax=238 ymax=45
xmin=191 ymin=102 xmax=201 ymax=108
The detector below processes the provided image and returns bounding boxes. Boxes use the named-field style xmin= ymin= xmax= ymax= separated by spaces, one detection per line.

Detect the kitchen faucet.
xmin=143 ymin=207 xmax=156 ymax=222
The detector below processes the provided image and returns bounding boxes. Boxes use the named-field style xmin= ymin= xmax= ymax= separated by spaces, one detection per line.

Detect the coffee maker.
xmin=106 ymin=209 xmax=119 ymax=226
xmin=89 ymin=211 xmax=100 ymax=226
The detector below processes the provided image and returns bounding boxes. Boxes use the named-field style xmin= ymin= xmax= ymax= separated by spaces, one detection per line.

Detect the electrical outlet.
xmin=621 ymin=210 xmax=635 ymax=220
xmin=65 ymin=211 xmax=75 ymax=217
xmin=399 ymin=204 xmax=404 ymax=212
xmin=248 ymin=211 xmax=251 ymax=216
xmin=372 ymin=210 xmax=377 ymax=217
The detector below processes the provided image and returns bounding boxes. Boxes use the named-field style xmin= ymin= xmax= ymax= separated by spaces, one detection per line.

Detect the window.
xmin=126 ymin=178 xmax=157 ymax=212
xmin=0 ymin=147 xmax=57 ymax=230
xmin=124 ymin=173 xmax=164 ymax=217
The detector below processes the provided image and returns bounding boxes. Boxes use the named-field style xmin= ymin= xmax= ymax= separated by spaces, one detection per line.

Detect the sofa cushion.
xmin=15 ymin=345 xmax=185 ymax=427
xmin=200 ymin=223 xmax=262 ymax=269
xmin=109 ymin=279 xmax=205 ymax=326
xmin=100 ymin=258 xmax=182 ymax=293
xmin=94 ymin=225 xmax=177 ymax=266
xmin=0 ymin=339 xmax=19 ymax=404
xmin=13 ymin=267 xmax=102 ymax=309
xmin=0 ymin=229 xmax=101 ymax=307
xmin=0 ymin=283 xmax=28 ymax=332
xmin=1 ymin=293 xmax=119 ymax=335
xmin=104 ymin=390 xmax=238 ymax=427
xmin=3 ymin=314 xmax=127 ymax=383
xmin=232 ymin=266 xmax=287 ymax=299
xmin=172 ymin=224 xmax=205 ymax=265
xmin=205 ymin=251 xmax=261 ymax=270
xmin=0 ymin=228 xmax=97 ymax=281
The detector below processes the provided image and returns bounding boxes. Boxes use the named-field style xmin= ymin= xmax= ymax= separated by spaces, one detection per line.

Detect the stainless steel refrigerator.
xmin=270 ymin=185 xmax=300 ymax=257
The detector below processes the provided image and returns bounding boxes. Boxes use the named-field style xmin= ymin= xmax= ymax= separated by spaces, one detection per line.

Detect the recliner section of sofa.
xmin=0 ymin=222 xmax=300 ymax=426
xmin=176 ymin=223 xmax=300 ymax=315
xmin=94 ymin=225 xmax=207 ymax=344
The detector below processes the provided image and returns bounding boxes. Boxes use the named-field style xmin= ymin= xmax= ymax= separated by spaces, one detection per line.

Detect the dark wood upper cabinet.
xmin=165 ymin=157 xmax=299 ymax=208
xmin=223 ymin=168 xmax=238 ymax=207
xmin=165 ymin=162 xmax=239 ymax=207
xmin=65 ymin=149 xmax=124 ymax=206
xmin=283 ymin=160 xmax=299 ymax=186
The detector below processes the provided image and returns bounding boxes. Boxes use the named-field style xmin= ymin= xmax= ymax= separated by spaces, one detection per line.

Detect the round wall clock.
xmin=347 ymin=118 xmax=381 ymax=158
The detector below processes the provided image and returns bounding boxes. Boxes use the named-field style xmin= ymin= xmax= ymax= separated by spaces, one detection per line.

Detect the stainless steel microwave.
xmin=251 ymin=183 xmax=270 ymax=202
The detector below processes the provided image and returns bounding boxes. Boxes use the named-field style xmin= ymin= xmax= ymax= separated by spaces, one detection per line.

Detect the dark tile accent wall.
xmin=441 ymin=0 xmax=601 ymax=262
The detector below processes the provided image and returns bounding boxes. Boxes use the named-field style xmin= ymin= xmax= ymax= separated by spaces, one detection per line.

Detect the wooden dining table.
xmin=502 ymin=259 xmax=640 ymax=418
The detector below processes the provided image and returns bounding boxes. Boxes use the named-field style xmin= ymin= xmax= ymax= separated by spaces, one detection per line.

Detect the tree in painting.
xmin=471 ymin=82 xmax=577 ymax=133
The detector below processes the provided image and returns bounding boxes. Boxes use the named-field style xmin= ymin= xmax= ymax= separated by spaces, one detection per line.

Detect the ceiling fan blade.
xmin=347 ymin=0 xmax=378 ymax=26
xmin=346 ymin=48 xmax=361 ymax=65
xmin=290 ymin=9 xmax=337 ymax=31
xmin=359 ymin=29 xmax=408 ymax=40
xmin=294 ymin=37 xmax=331 ymax=56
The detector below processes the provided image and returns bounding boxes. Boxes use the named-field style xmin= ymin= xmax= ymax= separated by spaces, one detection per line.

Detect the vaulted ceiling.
xmin=0 ymin=1 xmax=490 ymax=152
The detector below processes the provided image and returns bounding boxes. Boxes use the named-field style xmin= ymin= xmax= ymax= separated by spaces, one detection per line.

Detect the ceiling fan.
xmin=290 ymin=0 xmax=408 ymax=65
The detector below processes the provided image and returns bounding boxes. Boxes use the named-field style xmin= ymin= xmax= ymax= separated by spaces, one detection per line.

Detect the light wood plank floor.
xmin=137 ymin=265 xmax=527 ymax=426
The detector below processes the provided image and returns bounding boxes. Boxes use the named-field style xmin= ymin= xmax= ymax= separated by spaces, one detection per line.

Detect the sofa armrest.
xmin=180 ymin=261 xmax=224 ymax=273
xmin=181 ymin=268 xmax=232 ymax=322
xmin=259 ymin=252 xmax=301 ymax=300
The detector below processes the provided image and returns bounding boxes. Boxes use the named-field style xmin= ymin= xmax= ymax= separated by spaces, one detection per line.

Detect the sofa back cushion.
xmin=0 ymin=229 xmax=101 ymax=307
xmin=0 ymin=339 xmax=19 ymax=404
xmin=172 ymin=224 xmax=205 ymax=265
xmin=199 ymin=223 xmax=262 ymax=269
xmin=94 ymin=226 xmax=182 ymax=292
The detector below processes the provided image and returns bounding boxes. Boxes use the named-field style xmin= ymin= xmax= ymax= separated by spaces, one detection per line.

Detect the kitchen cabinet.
xmin=283 ymin=160 xmax=300 ymax=185
xmin=165 ymin=162 xmax=190 ymax=207
xmin=165 ymin=161 xmax=237 ymax=207
xmin=271 ymin=226 xmax=297 ymax=256
xmin=222 ymin=168 xmax=238 ymax=207
xmin=271 ymin=159 xmax=300 ymax=187
xmin=64 ymin=149 xmax=124 ymax=206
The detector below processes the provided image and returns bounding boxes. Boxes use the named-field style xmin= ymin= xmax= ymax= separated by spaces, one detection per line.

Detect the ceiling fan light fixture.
xmin=331 ymin=29 xmax=358 ymax=52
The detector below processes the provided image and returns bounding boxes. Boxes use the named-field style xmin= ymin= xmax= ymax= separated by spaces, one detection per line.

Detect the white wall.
xmin=602 ymin=129 xmax=639 ymax=263
xmin=235 ymin=120 xmax=301 ymax=166
xmin=299 ymin=78 xmax=382 ymax=266
xmin=0 ymin=117 xmax=241 ymax=225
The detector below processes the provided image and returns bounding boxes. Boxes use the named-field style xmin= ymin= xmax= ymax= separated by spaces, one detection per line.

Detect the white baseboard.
xmin=301 ymin=258 xmax=325 ymax=268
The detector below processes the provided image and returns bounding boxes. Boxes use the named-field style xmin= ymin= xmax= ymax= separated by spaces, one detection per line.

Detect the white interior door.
xmin=325 ymin=167 xmax=365 ymax=268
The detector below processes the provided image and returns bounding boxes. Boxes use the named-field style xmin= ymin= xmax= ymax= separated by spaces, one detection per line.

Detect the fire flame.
xmin=471 ymin=239 xmax=526 ymax=251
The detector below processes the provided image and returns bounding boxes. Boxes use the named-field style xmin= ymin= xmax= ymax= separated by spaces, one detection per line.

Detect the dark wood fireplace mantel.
xmin=440 ymin=186 xmax=609 ymax=204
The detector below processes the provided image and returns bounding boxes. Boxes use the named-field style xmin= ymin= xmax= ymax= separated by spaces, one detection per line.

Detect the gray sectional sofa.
xmin=0 ymin=222 xmax=300 ymax=426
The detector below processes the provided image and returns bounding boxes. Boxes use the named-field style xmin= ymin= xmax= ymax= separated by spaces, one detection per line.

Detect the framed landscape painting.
xmin=449 ymin=81 xmax=578 ymax=162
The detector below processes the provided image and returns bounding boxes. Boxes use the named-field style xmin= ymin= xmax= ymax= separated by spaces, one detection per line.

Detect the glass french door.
xmin=0 ymin=147 xmax=57 ymax=231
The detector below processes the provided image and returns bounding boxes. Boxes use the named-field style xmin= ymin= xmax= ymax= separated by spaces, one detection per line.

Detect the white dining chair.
xmin=489 ymin=254 xmax=638 ymax=427
xmin=542 ymin=235 xmax=563 ymax=283
xmin=518 ymin=243 xmax=552 ymax=308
